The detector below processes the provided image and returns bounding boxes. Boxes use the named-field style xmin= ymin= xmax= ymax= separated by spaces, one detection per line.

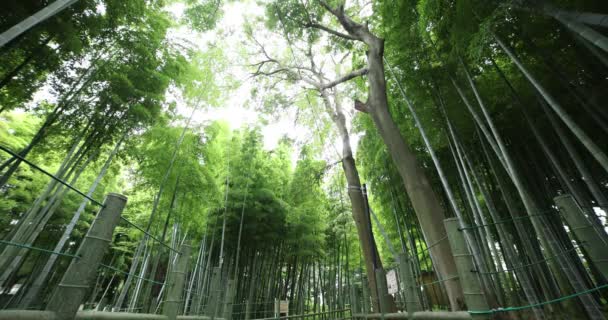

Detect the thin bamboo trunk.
xmin=541 ymin=6 xmax=608 ymax=53
xmin=542 ymin=101 xmax=608 ymax=211
xmin=493 ymin=33 xmax=608 ymax=173
xmin=19 ymin=133 xmax=125 ymax=308
xmin=115 ymin=107 xmax=198 ymax=310
xmin=0 ymin=35 xmax=53 ymax=91
xmin=0 ymin=0 xmax=78 ymax=47
xmin=0 ymin=148 xmax=95 ymax=289
xmin=458 ymin=57 xmax=604 ymax=319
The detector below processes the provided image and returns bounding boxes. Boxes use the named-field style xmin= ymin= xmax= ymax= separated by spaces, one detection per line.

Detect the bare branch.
xmin=304 ymin=22 xmax=358 ymax=41
xmin=317 ymin=0 xmax=373 ymax=44
xmin=321 ymin=68 xmax=368 ymax=89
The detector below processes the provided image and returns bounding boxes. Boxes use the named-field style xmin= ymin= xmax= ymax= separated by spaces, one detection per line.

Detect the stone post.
xmin=398 ymin=253 xmax=421 ymax=314
xmin=349 ymin=283 xmax=359 ymax=315
xmin=555 ymin=194 xmax=608 ymax=279
xmin=163 ymin=242 xmax=192 ymax=320
xmin=361 ymin=276 xmax=371 ymax=314
xmin=222 ymin=279 xmax=235 ymax=320
xmin=46 ymin=193 xmax=127 ymax=320
xmin=274 ymin=298 xmax=280 ymax=319
xmin=205 ymin=267 xmax=222 ymax=319
xmin=444 ymin=218 xmax=488 ymax=319
xmin=244 ymin=300 xmax=252 ymax=320
xmin=374 ymin=268 xmax=391 ymax=314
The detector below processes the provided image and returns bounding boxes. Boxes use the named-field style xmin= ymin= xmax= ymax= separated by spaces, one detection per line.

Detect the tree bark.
xmin=314 ymin=3 xmax=464 ymax=310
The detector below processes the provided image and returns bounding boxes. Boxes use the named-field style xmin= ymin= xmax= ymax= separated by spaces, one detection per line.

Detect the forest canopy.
xmin=0 ymin=0 xmax=607 ymax=319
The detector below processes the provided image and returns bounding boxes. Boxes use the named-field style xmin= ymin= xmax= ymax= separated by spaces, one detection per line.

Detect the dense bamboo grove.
xmin=0 ymin=0 xmax=607 ymax=319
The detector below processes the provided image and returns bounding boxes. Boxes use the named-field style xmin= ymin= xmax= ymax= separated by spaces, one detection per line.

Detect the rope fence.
xmin=478 ymin=245 xmax=581 ymax=275
xmin=0 ymin=144 xmax=185 ymax=292
xmin=0 ymin=144 xmax=105 ymax=207
xmin=420 ymin=275 xmax=459 ymax=287
xmin=0 ymin=239 xmax=79 ymax=259
xmin=118 ymin=217 xmax=180 ymax=254
xmin=98 ymin=263 xmax=164 ymax=285
xmin=418 ymin=234 xmax=448 ymax=253
xmin=469 ymin=283 xmax=608 ymax=315
xmin=459 ymin=210 xmax=558 ymax=231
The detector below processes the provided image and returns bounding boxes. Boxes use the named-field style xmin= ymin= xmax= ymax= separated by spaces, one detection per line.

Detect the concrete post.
xmin=205 ymin=267 xmax=221 ymax=319
xmin=374 ymin=268 xmax=390 ymax=314
xmin=398 ymin=253 xmax=421 ymax=314
xmin=46 ymin=193 xmax=127 ymax=320
xmin=244 ymin=300 xmax=252 ymax=320
xmin=555 ymin=194 xmax=608 ymax=279
xmin=349 ymin=284 xmax=359 ymax=315
xmin=444 ymin=218 xmax=488 ymax=319
xmin=222 ymin=279 xmax=235 ymax=320
xmin=163 ymin=243 xmax=192 ymax=320
xmin=361 ymin=276 xmax=371 ymax=314
xmin=274 ymin=299 xmax=280 ymax=319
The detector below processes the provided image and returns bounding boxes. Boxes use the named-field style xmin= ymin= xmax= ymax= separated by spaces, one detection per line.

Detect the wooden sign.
xmin=280 ymin=300 xmax=289 ymax=315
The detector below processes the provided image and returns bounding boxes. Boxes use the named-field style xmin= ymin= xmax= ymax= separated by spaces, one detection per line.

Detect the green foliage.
xmin=183 ymin=0 xmax=223 ymax=32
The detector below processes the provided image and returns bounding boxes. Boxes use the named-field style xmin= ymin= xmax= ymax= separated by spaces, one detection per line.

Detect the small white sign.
xmin=386 ymin=269 xmax=398 ymax=294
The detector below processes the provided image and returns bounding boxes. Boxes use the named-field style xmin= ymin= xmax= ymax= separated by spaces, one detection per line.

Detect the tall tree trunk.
xmin=314 ymin=4 xmax=464 ymax=310
xmin=318 ymin=89 xmax=387 ymax=312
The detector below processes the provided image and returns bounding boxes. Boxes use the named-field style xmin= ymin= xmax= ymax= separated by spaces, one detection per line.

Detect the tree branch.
xmin=321 ymin=68 xmax=368 ymax=89
xmin=317 ymin=0 xmax=373 ymax=44
xmin=354 ymin=99 xmax=369 ymax=113
xmin=304 ymin=22 xmax=358 ymax=41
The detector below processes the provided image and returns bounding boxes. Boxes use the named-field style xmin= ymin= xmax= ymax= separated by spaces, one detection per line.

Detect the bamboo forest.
xmin=1 ymin=0 xmax=608 ymax=319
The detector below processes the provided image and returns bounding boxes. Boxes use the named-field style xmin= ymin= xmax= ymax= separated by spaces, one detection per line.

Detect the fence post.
xmin=374 ymin=268 xmax=391 ymax=314
xmin=163 ymin=242 xmax=192 ymax=320
xmin=245 ymin=300 xmax=252 ymax=320
xmin=444 ymin=218 xmax=488 ymax=319
xmin=349 ymin=283 xmax=359 ymax=315
xmin=46 ymin=193 xmax=126 ymax=319
xmin=206 ymin=267 xmax=222 ymax=319
xmin=274 ymin=298 xmax=280 ymax=319
xmin=223 ymin=279 xmax=235 ymax=320
xmin=554 ymin=194 xmax=608 ymax=279
xmin=398 ymin=253 xmax=421 ymax=314
xmin=361 ymin=276 xmax=371 ymax=314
